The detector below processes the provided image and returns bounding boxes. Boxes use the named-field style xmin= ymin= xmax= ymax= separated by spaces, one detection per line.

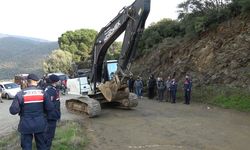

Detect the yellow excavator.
xmin=65 ymin=0 xmax=150 ymax=117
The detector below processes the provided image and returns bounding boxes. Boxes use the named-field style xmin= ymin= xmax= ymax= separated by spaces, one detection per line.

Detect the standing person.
xmin=165 ymin=76 xmax=171 ymax=102
xmin=0 ymin=88 xmax=3 ymax=103
xmin=147 ymin=74 xmax=156 ymax=99
xmin=127 ymin=75 xmax=135 ymax=93
xmin=157 ymin=77 xmax=165 ymax=102
xmin=134 ymin=76 xmax=143 ymax=99
xmin=44 ymin=74 xmax=61 ymax=150
xmin=170 ymin=78 xmax=178 ymax=103
xmin=9 ymin=74 xmax=52 ymax=150
xmin=184 ymin=75 xmax=192 ymax=105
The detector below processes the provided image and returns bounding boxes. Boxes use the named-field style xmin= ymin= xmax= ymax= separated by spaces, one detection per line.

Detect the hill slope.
xmin=132 ymin=16 xmax=250 ymax=88
xmin=0 ymin=36 xmax=58 ymax=79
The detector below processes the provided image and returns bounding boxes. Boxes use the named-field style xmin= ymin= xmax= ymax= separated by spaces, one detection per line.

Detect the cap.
xmin=27 ymin=74 xmax=39 ymax=81
xmin=49 ymin=74 xmax=60 ymax=83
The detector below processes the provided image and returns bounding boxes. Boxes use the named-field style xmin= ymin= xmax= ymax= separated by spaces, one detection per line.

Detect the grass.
xmin=0 ymin=121 xmax=88 ymax=150
xmin=144 ymin=85 xmax=250 ymax=112
xmin=51 ymin=121 xmax=88 ymax=150
xmin=191 ymin=85 xmax=250 ymax=112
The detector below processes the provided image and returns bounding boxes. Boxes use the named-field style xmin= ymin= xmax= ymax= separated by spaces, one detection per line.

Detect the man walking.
xmin=9 ymin=73 xmax=52 ymax=150
xmin=44 ymin=74 xmax=61 ymax=150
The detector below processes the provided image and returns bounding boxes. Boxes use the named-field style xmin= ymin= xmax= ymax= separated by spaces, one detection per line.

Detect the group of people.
xmin=9 ymin=73 xmax=61 ymax=150
xmin=128 ymin=74 xmax=192 ymax=104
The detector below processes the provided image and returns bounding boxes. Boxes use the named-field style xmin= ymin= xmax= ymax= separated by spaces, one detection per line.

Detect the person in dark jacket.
xmin=184 ymin=75 xmax=192 ymax=104
xmin=44 ymin=74 xmax=61 ymax=150
xmin=157 ymin=77 xmax=166 ymax=102
xmin=170 ymin=78 xmax=178 ymax=103
xmin=147 ymin=74 xmax=156 ymax=99
xmin=9 ymin=73 xmax=52 ymax=150
xmin=127 ymin=76 xmax=135 ymax=93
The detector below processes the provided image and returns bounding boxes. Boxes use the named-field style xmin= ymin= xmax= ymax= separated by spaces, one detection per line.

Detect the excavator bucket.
xmin=98 ymin=75 xmax=138 ymax=108
xmin=98 ymin=75 xmax=129 ymax=102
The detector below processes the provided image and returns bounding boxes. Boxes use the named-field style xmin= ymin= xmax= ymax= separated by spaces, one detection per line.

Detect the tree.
xmin=43 ymin=49 xmax=74 ymax=75
xmin=137 ymin=19 xmax=184 ymax=55
xmin=58 ymin=29 xmax=98 ymax=62
xmin=106 ymin=41 xmax=122 ymax=60
xmin=177 ymin=0 xmax=232 ymax=36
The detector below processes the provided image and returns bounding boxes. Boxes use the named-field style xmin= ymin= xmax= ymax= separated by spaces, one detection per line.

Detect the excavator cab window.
xmin=106 ymin=60 xmax=118 ymax=80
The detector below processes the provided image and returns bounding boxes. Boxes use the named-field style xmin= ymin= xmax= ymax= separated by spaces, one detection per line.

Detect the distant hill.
xmin=0 ymin=34 xmax=58 ymax=80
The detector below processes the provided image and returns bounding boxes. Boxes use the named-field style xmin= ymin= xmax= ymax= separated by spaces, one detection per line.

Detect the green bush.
xmin=138 ymin=19 xmax=184 ymax=56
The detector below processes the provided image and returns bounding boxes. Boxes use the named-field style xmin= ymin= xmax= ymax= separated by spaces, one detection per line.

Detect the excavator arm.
xmin=91 ymin=0 xmax=150 ymax=100
xmin=91 ymin=0 xmax=150 ymax=82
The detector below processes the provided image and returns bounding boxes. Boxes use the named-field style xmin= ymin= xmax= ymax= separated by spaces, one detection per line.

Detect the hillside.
xmin=132 ymin=16 xmax=250 ymax=88
xmin=0 ymin=36 xmax=58 ymax=79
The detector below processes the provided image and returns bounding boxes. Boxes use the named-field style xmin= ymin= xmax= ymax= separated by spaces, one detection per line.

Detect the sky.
xmin=0 ymin=0 xmax=184 ymax=41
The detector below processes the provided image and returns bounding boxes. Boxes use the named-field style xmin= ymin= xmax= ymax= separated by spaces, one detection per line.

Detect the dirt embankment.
xmin=132 ymin=16 xmax=250 ymax=88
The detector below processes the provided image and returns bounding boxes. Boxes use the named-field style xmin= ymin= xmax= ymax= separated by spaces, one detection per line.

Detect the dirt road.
xmin=84 ymin=98 xmax=250 ymax=150
xmin=1 ymin=96 xmax=250 ymax=150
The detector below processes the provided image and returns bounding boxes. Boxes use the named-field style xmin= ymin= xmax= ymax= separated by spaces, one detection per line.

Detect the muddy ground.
xmin=1 ymin=95 xmax=250 ymax=150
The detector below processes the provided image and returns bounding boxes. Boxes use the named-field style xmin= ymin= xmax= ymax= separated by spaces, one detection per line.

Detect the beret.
xmin=27 ymin=74 xmax=39 ymax=81
xmin=49 ymin=74 xmax=60 ymax=83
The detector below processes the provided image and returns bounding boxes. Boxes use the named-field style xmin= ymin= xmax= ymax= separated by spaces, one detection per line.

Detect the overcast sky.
xmin=0 ymin=0 xmax=184 ymax=41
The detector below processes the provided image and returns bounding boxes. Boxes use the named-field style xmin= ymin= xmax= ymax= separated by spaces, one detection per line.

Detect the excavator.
xmin=65 ymin=0 xmax=150 ymax=117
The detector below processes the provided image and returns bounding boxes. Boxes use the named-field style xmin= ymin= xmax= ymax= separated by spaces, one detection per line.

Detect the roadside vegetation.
xmin=173 ymin=85 xmax=250 ymax=112
xmin=191 ymin=86 xmax=250 ymax=112
xmin=137 ymin=0 xmax=250 ymax=56
xmin=0 ymin=121 xmax=88 ymax=150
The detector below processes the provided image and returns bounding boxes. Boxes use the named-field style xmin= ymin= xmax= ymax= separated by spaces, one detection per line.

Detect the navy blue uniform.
xmin=170 ymin=80 xmax=177 ymax=103
xmin=9 ymin=86 xmax=52 ymax=150
xmin=147 ymin=77 xmax=156 ymax=99
xmin=184 ymin=79 xmax=192 ymax=104
xmin=45 ymin=85 xmax=61 ymax=150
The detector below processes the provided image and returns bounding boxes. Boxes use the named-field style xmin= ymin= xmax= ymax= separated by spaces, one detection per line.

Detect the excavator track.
xmin=119 ymin=93 xmax=138 ymax=108
xmin=65 ymin=96 xmax=101 ymax=117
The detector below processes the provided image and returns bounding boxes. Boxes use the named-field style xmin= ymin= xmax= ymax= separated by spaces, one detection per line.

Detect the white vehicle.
xmin=0 ymin=82 xmax=21 ymax=99
xmin=67 ymin=77 xmax=91 ymax=95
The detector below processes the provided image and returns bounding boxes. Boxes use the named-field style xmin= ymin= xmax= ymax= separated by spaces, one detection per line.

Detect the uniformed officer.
xmin=9 ymin=73 xmax=52 ymax=150
xmin=44 ymin=74 xmax=61 ymax=150
xmin=184 ymin=75 xmax=192 ymax=104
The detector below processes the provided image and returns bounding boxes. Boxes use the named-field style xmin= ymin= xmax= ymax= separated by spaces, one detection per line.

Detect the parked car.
xmin=0 ymin=82 xmax=21 ymax=99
